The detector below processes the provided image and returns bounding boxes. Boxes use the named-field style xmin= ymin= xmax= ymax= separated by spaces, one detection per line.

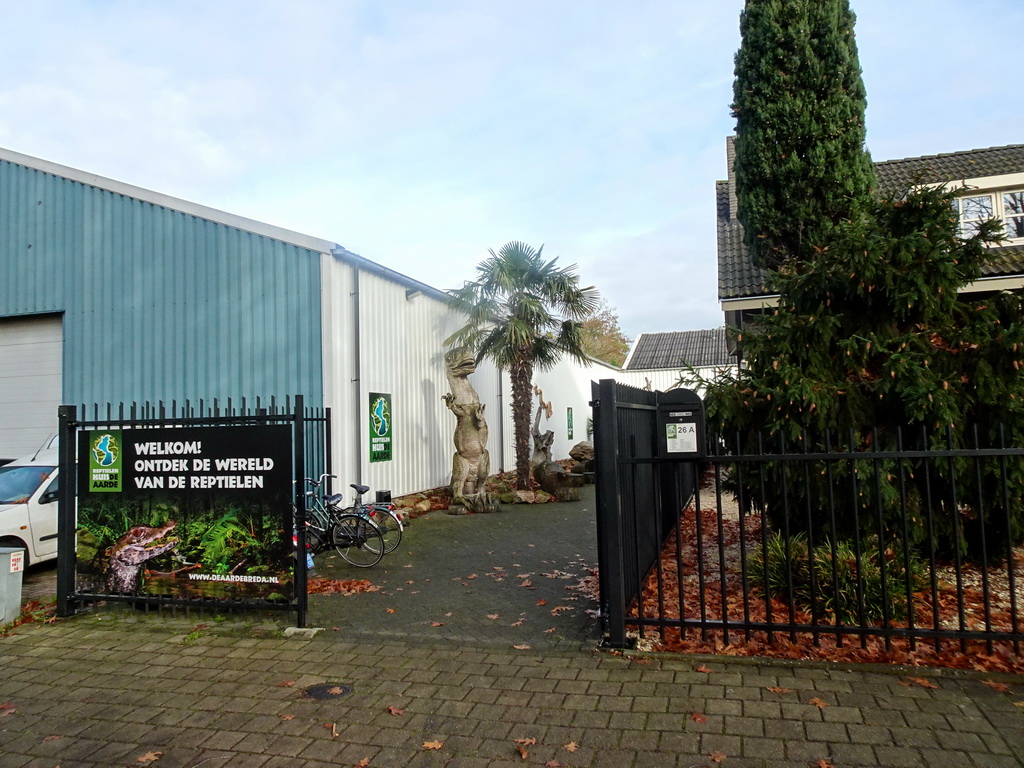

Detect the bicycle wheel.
xmin=331 ymin=513 xmax=384 ymax=567
xmin=367 ymin=506 xmax=403 ymax=554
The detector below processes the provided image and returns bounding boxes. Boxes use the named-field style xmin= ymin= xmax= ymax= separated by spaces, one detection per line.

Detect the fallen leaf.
xmin=386 ymin=706 xmax=405 ymax=715
xmin=815 ymin=759 xmax=835 ymax=768
xmin=280 ymin=714 xmax=295 ymax=720
xmin=385 ymin=608 xmax=396 ymax=614
xmin=327 ymin=686 xmax=347 ymax=695
xmin=516 ymin=744 xmax=528 ymax=760
xmin=982 ymin=680 xmax=1012 ymax=693
xmin=1013 ymin=701 xmax=1024 ymax=708
xmin=422 ymin=741 xmax=444 ymax=750
xmin=808 ymin=698 xmax=830 ymax=709
xmin=766 ymin=686 xmax=792 ymax=694
xmin=513 ymin=738 xmax=537 ymax=746
xmin=536 ymin=599 xmax=548 ymax=606
xmin=325 ymin=722 xmax=338 ymax=738
xmin=696 ymin=665 xmax=711 ymax=673
xmin=42 ymin=735 xmax=62 ymax=742
xmin=137 ymin=753 xmax=162 ymax=764
xmin=511 ymin=619 xmax=525 ymax=626
xmin=277 ymin=681 xmax=296 ymax=687
xmin=563 ymin=741 xmax=579 ymax=752
xmin=430 ymin=622 xmax=444 ymax=627
xmin=355 ymin=759 xmax=371 ymax=767
xmin=544 ymin=627 xmax=557 ymax=633
xmin=513 ymin=644 xmax=532 ymax=650
xmin=691 ymin=712 xmax=707 ymax=724
xmin=487 ymin=613 xmax=500 ymax=620
xmin=520 ymin=580 xmax=533 ymax=588
xmin=550 ymin=605 xmax=573 ymax=615
xmin=709 ymin=751 xmax=727 ymax=763
xmin=906 ymin=677 xmax=939 ymax=690
xmin=0 ymin=702 xmax=16 ymax=717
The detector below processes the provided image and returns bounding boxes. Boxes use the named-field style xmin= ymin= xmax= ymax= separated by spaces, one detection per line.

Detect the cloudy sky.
xmin=1 ymin=1 xmax=1020 ymax=338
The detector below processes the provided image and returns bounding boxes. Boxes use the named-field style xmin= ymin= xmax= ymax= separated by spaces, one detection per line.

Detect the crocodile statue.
xmin=104 ymin=520 xmax=179 ymax=593
xmin=443 ymin=347 xmax=499 ymax=514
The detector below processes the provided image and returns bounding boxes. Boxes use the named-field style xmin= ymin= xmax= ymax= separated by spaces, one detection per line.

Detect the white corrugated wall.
xmin=321 ymin=253 xmax=511 ymax=498
xmin=321 ymin=248 xmax=731 ymax=495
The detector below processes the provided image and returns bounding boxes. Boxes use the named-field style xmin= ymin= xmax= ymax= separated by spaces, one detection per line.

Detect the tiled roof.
xmin=716 ymin=180 xmax=772 ymax=300
xmin=624 ymin=327 xmax=732 ymax=370
xmin=875 ymin=144 xmax=1024 ymax=192
xmin=719 ymin=142 xmax=1024 ymax=301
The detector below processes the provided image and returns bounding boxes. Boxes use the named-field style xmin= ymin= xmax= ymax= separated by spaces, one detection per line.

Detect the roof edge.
xmin=331 ymin=247 xmax=454 ymax=304
xmin=0 ymin=146 xmax=338 ymax=254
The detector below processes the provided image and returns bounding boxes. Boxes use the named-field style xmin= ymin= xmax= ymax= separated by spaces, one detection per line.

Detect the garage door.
xmin=0 ymin=315 xmax=63 ymax=461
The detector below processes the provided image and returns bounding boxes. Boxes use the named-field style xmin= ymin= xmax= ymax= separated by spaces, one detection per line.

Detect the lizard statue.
xmin=443 ymin=347 xmax=499 ymax=514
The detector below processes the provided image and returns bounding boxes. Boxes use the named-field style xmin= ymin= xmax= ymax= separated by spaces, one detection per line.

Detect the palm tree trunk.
xmin=510 ymin=356 xmax=534 ymax=490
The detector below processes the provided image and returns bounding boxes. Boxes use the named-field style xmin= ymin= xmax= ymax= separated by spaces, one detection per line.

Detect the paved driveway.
xmin=308 ymin=485 xmax=601 ymax=650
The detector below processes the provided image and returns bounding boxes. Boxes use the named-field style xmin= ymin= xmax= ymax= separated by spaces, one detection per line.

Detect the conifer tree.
xmin=704 ymin=187 xmax=1024 ymax=554
xmin=732 ymin=0 xmax=876 ymax=269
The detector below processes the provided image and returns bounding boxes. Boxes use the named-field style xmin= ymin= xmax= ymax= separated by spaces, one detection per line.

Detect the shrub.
xmin=747 ymin=532 xmax=925 ymax=625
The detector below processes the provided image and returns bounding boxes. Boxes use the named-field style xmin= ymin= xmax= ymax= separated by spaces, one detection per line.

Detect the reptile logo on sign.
xmin=369 ymin=392 xmax=393 ymax=463
xmin=89 ymin=430 xmax=123 ymax=492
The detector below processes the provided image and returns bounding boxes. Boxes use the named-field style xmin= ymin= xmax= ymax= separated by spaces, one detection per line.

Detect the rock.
xmin=513 ymin=490 xmax=536 ymax=504
xmin=555 ymin=486 xmax=580 ymax=502
xmin=534 ymin=460 xmax=575 ymax=496
xmin=569 ymin=441 xmax=595 ymax=462
xmin=447 ymin=491 xmax=500 ymax=514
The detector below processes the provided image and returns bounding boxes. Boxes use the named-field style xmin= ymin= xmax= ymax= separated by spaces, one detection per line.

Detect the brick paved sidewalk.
xmin=7 ymin=487 xmax=1024 ymax=766
xmin=1 ymin=617 xmax=1022 ymax=768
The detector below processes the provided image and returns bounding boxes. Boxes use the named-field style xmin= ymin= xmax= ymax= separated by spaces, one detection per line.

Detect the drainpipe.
xmin=352 ymin=265 xmax=362 ymax=486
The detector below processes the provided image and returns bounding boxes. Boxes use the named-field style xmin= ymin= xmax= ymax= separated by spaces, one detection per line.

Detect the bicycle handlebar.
xmin=304 ymin=473 xmax=336 ymax=487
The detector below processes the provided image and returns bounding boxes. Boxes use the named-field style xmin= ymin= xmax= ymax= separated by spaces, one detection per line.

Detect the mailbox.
xmin=656 ymin=388 xmax=705 ymax=459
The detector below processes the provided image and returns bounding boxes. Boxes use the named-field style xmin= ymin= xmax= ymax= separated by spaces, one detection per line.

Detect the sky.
xmin=1 ymin=1 xmax=1021 ymax=339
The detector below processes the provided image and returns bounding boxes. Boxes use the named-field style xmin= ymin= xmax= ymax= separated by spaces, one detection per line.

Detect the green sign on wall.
xmin=369 ymin=392 xmax=393 ymax=463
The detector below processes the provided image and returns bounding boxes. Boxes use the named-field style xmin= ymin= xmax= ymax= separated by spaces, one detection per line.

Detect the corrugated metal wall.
xmin=322 ymin=255 xmax=511 ymax=498
xmin=0 ymin=158 xmax=325 ymax=409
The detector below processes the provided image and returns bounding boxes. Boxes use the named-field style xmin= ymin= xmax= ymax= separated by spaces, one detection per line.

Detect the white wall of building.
xmin=321 ymin=254 xmax=511 ymax=498
xmin=615 ymin=366 xmax=732 ymax=397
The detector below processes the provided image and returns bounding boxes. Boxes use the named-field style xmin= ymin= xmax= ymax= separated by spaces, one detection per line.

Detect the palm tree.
xmin=447 ymin=242 xmax=600 ymax=490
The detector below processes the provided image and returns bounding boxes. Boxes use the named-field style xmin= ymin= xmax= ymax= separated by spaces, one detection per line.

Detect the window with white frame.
xmin=954 ymin=190 xmax=1024 ymax=241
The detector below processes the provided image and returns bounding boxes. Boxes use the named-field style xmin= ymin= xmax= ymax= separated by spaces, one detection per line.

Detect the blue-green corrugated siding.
xmin=0 ymin=160 xmax=323 ymax=408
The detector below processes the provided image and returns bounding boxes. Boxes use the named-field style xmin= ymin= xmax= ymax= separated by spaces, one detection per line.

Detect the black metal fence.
xmin=57 ymin=395 xmax=331 ymax=626
xmin=592 ymin=380 xmax=1024 ymax=657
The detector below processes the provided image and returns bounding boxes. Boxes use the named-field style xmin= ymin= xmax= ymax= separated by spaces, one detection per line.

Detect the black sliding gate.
xmin=57 ymin=395 xmax=330 ymax=627
xmin=592 ymin=379 xmax=1024 ymax=656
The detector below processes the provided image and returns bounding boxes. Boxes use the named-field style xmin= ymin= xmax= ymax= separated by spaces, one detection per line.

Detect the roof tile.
xmin=719 ymin=143 xmax=1024 ymax=300
xmin=625 ymin=327 xmax=731 ymax=370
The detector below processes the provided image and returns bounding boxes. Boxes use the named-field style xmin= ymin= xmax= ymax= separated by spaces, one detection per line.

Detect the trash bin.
xmin=0 ymin=547 xmax=26 ymax=625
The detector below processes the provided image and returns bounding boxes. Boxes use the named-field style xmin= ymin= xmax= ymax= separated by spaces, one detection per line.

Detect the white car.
xmin=0 ymin=447 xmax=59 ymax=565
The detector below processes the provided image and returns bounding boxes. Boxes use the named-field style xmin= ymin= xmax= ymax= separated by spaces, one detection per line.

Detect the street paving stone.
xmin=4 ymin=486 xmax=1024 ymax=766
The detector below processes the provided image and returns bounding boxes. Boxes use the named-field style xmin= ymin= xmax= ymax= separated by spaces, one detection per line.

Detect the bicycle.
xmin=300 ymin=475 xmax=384 ymax=568
xmin=342 ymin=483 xmax=404 ymax=555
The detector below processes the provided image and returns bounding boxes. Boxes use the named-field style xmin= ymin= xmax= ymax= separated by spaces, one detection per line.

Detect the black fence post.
xmin=594 ymin=379 xmax=634 ymax=648
xmin=294 ymin=395 xmax=308 ymax=628
xmin=56 ymin=405 xmax=78 ymax=618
